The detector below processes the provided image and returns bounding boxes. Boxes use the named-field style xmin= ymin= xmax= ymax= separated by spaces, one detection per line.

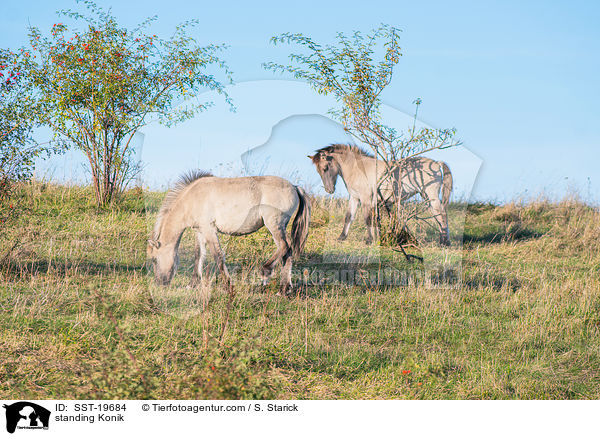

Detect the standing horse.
xmin=309 ymin=144 xmax=452 ymax=245
xmin=147 ymin=171 xmax=311 ymax=294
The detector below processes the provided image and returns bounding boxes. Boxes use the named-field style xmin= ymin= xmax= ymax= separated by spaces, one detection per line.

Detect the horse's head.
xmin=147 ymin=238 xmax=177 ymax=285
xmin=308 ymin=151 xmax=340 ymax=194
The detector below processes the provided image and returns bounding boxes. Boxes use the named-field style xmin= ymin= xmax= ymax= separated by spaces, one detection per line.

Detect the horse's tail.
xmin=291 ymin=186 xmax=311 ymax=258
xmin=441 ymin=161 xmax=453 ymax=207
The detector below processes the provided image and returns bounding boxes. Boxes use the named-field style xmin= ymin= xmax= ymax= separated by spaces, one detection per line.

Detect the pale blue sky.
xmin=2 ymin=0 xmax=599 ymax=202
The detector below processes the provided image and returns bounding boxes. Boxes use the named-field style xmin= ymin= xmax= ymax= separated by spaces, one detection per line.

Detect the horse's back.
xmin=372 ymin=156 xmax=444 ymax=200
xmin=405 ymin=156 xmax=442 ymax=173
xmin=185 ymin=176 xmax=299 ymax=235
xmin=200 ymin=175 xmax=297 ymax=206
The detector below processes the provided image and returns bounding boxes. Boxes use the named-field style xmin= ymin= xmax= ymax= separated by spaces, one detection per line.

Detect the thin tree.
xmin=22 ymin=0 xmax=233 ymax=206
xmin=264 ymin=25 xmax=460 ymax=246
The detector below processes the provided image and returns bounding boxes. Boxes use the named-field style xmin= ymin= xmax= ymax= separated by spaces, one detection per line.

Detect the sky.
xmin=2 ymin=0 xmax=599 ymax=203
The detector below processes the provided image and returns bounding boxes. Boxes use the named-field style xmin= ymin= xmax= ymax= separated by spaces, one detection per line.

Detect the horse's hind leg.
xmin=423 ymin=186 xmax=450 ymax=245
xmin=191 ymin=232 xmax=206 ymax=287
xmin=262 ymin=216 xmax=292 ymax=292
xmin=363 ymin=202 xmax=379 ymax=245
xmin=204 ymin=230 xmax=233 ymax=290
xmin=279 ymin=250 xmax=293 ymax=295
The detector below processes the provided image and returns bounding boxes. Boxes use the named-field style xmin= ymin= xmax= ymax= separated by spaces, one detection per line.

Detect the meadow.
xmin=1 ymin=181 xmax=599 ymax=399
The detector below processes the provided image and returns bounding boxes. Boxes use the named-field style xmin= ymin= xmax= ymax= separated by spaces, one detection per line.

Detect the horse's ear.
xmin=307 ymin=155 xmax=314 ymax=159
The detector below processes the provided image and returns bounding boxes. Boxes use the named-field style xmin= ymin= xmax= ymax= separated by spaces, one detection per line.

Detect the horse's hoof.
xmin=338 ymin=234 xmax=347 ymax=241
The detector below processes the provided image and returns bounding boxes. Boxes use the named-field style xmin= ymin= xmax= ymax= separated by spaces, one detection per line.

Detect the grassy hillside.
xmin=1 ymin=182 xmax=599 ymax=399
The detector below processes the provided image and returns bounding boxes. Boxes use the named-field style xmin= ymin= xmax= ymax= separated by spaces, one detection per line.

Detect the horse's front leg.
xmin=191 ymin=232 xmax=206 ymax=287
xmin=338 ymin=196 xmax=359 ymax=241
xmin=205 ymin=231 xmax=233 ymax=293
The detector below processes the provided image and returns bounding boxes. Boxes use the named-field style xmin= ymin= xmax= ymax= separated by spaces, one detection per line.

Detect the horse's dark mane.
xmin=314 ymin=143 xmax=374 ymax=160
xmin=151 ymin=170 xmax=213 ymax=241
xmin=177 ymin=169 xmax=213 ymax=187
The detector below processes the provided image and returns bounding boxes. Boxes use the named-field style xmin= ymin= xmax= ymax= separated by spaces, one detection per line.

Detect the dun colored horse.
xmin=147 ymin=171 xmax=311 ymax=294
xmin=309 ymin=144 xmax=452 ymax=245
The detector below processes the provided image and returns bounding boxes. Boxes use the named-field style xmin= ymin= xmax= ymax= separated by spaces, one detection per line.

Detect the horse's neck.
xmin=157 ymin=207 xmax=187 ymax=246
xmin=335 ymin=152 xmax=380 ymax=194
xmin=336 ymin=151 xmax=379 ymax=175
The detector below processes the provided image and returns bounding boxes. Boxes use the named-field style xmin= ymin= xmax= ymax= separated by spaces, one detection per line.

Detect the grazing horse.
xmin=309 ymin=144 xmax=452 ymax=245
xmin=147 ymin=171 xmax=311 ymax=294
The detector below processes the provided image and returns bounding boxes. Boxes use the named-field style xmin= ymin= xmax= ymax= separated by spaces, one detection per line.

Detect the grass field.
xmin=1 ymin=181 xmax=599 ymax=399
